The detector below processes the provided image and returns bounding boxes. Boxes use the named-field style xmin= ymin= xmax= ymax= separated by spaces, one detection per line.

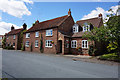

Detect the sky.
xmin=0 ymin=0 xmax=119 ymax=35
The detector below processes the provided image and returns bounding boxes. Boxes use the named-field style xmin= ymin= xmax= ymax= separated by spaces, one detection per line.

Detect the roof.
xmin=72 ymin=17 xmax=103 ymax=38
xmin=7 ymin=28 xmax=23 ymax=35
xmin=76 ymin=17 xmax=102 ymax=28
xmin=72 ymin=32 xmax=89 ymax=38
xmin=25 ymin=15 xmax=69 ymax=33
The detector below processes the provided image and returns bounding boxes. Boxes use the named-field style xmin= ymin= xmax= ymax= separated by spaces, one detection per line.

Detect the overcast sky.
xmin=0 ymin=0 xmax=119 ymax=35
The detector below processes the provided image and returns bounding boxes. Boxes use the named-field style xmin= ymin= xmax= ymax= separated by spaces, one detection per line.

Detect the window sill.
xmin=46 ymin=35 xmax=53 ymax=37
xmin=35 ymin=36 xmax=39 ymax=38
xmin=35 ymin=46 xmax=38 ymax=48
xmin=26 ymin=37 xmax=30 ymax=39
xmin=82 ymin=48 xmax=88 ymax=50
xmin=45 ymin=46 xmax=52 ymax=48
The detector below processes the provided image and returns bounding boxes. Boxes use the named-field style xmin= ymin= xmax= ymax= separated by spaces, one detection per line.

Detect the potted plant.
xmin=51 ymin=41 xmax=54 ymax=44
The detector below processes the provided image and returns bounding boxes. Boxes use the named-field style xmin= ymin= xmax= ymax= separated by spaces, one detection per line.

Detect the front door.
xmin=59 ymin=40 xmax=62 ymax=53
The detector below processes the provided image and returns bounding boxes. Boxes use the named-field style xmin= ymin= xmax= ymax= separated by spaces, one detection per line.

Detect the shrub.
xmin=6 ymin=45 xmax=14 ymax=50
xmin=99 ymin=53 xmax=120 ymax=62
xmin=21 ymin=44 xmax=25 ymax=51
xmin=88 ymin=45 xmax=96 ymax=56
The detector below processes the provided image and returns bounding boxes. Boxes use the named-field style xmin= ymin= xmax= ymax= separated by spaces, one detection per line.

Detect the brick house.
xmin=5 ymin=23 xmax=27 ymax=50
xmin=23 ymin=9 xmax=103 ymax=55
xmin=0 ymin=35 xmax=3 ymax=48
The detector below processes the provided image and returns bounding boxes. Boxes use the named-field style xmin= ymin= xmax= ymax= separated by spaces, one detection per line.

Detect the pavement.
xmin=2 ymin=49 xmax=119 ymax=78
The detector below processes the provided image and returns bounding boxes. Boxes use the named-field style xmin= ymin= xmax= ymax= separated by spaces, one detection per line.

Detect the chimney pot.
xmin=68 ymin=9 xmax=71 ymax=16
xmin=23 ymin=23 xmax=27 ymax=30
xmin=98 ymin=13 xmax=102 ymax=18
xmin=11 ymin=25 xmax=14 ymax=31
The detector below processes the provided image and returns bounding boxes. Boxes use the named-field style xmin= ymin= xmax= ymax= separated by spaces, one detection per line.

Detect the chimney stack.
xmin=98 ymin=13 xmax=102 ymax=18
xmin=68 ymin=9 xmax=71 ymax=16
xmin=23 ymin=23 xmax=27 ymax=30
xmin=35 ymin=20 xmax=39 ymax=24
xmin=11 ymin=25 xmax=14 ymax=31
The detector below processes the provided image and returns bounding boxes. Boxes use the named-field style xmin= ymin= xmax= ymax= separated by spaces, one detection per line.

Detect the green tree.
xmin=83 ymin=9 xmax=120 ymax=56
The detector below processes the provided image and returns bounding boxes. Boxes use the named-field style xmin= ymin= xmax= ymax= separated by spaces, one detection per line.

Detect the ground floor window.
xmin=35 ymin=40 xmax=38 ymax=47
xmin=25 ymin=41 xmax=29 ymax=47
xmin=45 ymin=40 xmax=52 ymax=47
xmin=71 ymin=40 xmax=77 ymax=48
xmin=82 ymin=40 xmax=88 ymax=48
xmin=13 ymin=43 xmax=15 ymax=47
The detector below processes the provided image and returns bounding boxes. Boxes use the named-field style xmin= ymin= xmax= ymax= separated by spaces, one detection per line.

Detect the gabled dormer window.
xmin=83 ymin=22 xmax=90 ymax=32
xmin=73 ymin=24 xmax=79 ymax=33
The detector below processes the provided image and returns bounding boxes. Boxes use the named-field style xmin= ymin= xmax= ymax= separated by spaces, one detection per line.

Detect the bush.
xmin=21 ymin=44 xmax=25 ymax=51
xmin=88 ymin=45 xmax=96 ymax=56
xmin=5 ymin=45 xmax=14 ymax=50
xmin=99 ymin=53 xmax=120 ymax=62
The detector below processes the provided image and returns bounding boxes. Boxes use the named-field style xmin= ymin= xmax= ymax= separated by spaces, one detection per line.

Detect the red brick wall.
xmin=70 ymin=38 xmax=94 ymax=55
xmin=23 ymin=28 xmax=58 ymax=54
xmin=58 ymin=16 xmax=74 ymax=33
xmin=6 ymin=35 xmax=18 ymax=50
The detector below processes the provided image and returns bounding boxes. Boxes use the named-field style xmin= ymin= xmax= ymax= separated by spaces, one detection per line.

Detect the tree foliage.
xmin=83 ymin=9 xmax=120 ymax=56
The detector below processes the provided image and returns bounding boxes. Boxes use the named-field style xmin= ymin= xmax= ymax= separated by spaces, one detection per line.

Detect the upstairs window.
xmin=73 ymin=24 xmax=79 ymax=33
xmin=35 ymin=40 xmax=38 ymax=47
xmin=71 ymin=40 xmax=77 ymax=48
xmin=82 ymin=40 xmax=88 ymax=48
xmin=35 ymin=31 xmax=39 ymax=37
xmin=13 ymin=35 xmax=16 ymax=39
xmin=45 ymin=40 xmax=52 ymax=47
xmin=46 ymin=29 xmax=53 ymax=36
xmin=26 ymin=33 xmax=30 ymax=38
xmin=25 ymin=41 xmax=29 ymax=47
xmin=83 ymin=22 xmax=90 ymax=32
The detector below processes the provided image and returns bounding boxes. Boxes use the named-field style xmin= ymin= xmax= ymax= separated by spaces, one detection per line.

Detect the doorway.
xmin=59 ymin=40 xmax=62 ymax=53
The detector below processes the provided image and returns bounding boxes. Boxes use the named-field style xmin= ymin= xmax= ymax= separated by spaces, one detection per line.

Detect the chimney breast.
xmin=11 ymin=25 xmax=14 ymax=31
xmin=68 ymin=9 xmax=71 ymax=16
xmin=23 ymin=23 xmax=27 ymax=30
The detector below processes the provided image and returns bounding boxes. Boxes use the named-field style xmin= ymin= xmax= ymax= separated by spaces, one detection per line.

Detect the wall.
xmin=70 ymin=38 xmax=94 ymax=55
xmin=23 ymin=28 xmax=58 ymax=54
xmin=6 ymin=35 xmax=18 ymax=50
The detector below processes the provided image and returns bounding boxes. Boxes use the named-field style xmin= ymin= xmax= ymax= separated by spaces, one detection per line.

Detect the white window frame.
xmin=71 ymin=40 xmax=77 ymax=48
xmin=13 ymin=35 xmax=16 ymax=39
xmin=35 ymin=31 xmax=39 ymax=37
xmin=35 ymin=40 xmax=38 ymax=47
xmin=83 ymin=25 xmax=90 ymax=32
xmin=46 ymin=29 xmax=53 ymax=36
xmin=73 ymin=24 xmax=79 ymax=33
xmin=82 ymin=40 xmax=88 ymax=48
xmin=25 ymin=41 xmax=29 ymax=47
xmin=45 ymin=40 xmax=52 ymax=47
xmin=26 ymin=33 xmax=30 ymax=38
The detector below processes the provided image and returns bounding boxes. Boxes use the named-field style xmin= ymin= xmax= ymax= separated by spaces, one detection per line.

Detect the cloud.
xmin=81 ymin=5 xmax=118 ymax=22
xmin=0 ymin=21 xmax=20 ymax=35
xmin=0 ymin=0 xmax=33 ymax=18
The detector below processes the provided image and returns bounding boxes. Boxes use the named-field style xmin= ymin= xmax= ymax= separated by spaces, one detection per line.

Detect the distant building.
xmin=5 ymin=23 xmax=27 ymax=50
xmin=0 ymin=35 xmax=3 ymax=48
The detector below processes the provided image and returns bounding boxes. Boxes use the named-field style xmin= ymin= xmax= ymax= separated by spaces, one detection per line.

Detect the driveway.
xmin=1 ymin=49 xmax=119 ymax=78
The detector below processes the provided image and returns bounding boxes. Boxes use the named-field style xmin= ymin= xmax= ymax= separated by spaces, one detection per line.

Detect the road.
xmin=2 ymin=49 xmax=119 ymax=78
